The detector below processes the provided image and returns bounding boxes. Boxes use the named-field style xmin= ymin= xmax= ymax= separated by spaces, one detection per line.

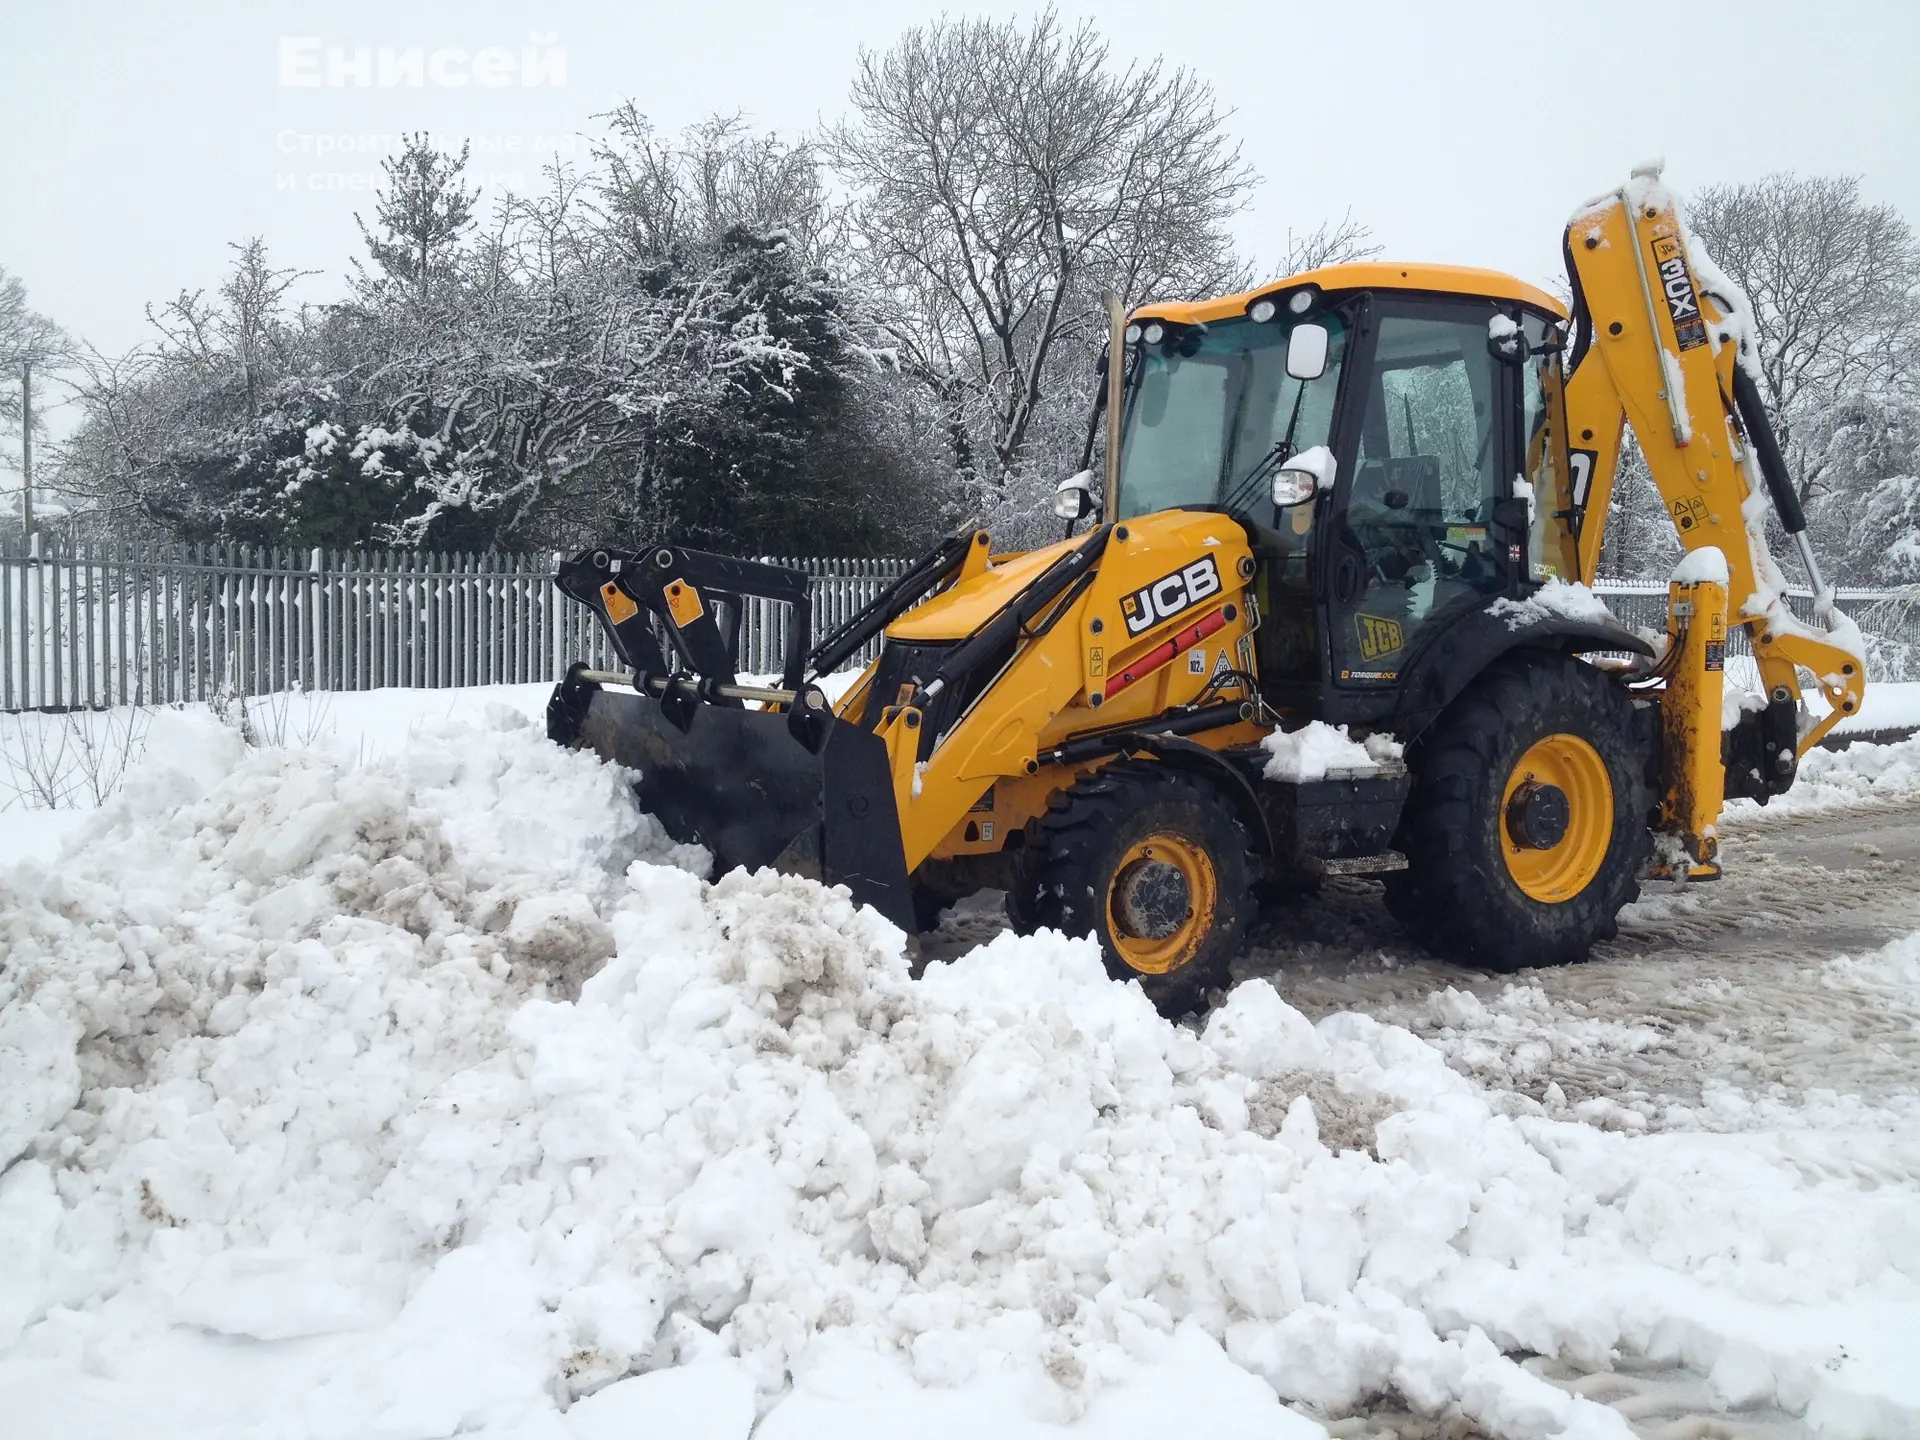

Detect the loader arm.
xmin=1549 ymin=168 xmax=1866 ymax=776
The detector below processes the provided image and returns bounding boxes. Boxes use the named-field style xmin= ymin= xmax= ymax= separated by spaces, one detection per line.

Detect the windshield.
xmin=1116 ymin=312 xmax=1349 ymax=520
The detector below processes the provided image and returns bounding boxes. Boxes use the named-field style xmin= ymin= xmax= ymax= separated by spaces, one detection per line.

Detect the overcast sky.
xmin=3 ymin=0 xmax=1918 ymax=456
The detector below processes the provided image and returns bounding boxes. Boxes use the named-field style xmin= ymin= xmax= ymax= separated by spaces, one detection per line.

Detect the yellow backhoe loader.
xmin=546 ymin=166 xmax=1866 ymax=1014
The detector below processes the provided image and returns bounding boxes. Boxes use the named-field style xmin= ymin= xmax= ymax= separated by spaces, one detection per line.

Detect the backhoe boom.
xmin=1552 ymin=167 xmax=1866 ymax=774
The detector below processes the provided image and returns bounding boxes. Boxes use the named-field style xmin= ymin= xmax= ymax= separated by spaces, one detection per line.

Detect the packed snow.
xmin=1260 ymin=722 xmax=1401 ymax=782
xmin=1670 ymin=545 xmax=1730 ymax=587
xmin=1488 ymin=579 xmax=1616 ymax=632
xmin=3 ymin=704 xmax=1918 ymax=1439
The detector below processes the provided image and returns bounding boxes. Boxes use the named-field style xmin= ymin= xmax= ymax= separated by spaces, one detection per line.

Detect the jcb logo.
xmin=1120 ymin=556 xmax=1221 ymax=636
xmin=1650 ymin=235 xmax=1708 ymax=351
xmin=1355 ymin=613 xmax=1403 ymax=661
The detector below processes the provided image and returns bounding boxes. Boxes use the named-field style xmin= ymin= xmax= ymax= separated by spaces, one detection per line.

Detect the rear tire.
xmin=1392 ymin=654 xmax=1652 ymax=971
xmin=1013 ymin=762 xmax=1253 ymax=1016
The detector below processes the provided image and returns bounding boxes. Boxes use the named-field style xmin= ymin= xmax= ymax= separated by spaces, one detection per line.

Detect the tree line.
xmin=2 ymin=12 xmax=1915 ymax=583
xmin=14 ymin=13 xmax=1279 ymax=558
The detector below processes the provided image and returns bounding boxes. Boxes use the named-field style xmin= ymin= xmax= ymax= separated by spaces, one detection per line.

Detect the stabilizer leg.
xmin=1652 ymin=568 xmax=1729 ymax=881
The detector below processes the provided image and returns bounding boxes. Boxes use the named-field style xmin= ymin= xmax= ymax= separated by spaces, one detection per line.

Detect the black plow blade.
xmin=549 ymin=679 xmax=914 ymax=934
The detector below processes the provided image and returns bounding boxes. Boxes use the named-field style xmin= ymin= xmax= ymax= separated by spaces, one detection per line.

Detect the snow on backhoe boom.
xmin=547 ymin=165 xmax=1864 ymax=1013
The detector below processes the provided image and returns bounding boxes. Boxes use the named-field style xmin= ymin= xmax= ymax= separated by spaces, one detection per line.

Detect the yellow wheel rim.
xmin=1500 ymin=733 xmax=1613 ymax=903
xmin=1106 ymin=835 xmax=1217 ymax=975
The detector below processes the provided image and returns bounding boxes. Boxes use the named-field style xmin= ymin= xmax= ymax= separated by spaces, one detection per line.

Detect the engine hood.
xmin=885 ymin=534 xmax=1082 ymax=642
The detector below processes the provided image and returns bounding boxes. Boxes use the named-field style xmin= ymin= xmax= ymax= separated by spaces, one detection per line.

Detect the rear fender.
xmin=1112 ymin=734 xmax=1275 ymax=856
xmin=1390 ymin=609 xmax=1653 ymax=743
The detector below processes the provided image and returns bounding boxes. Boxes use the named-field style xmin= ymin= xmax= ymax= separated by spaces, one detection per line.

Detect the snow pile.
xmin=3 ymin=712 xmax=1919 ymax=1439
xmin=1731 ymin=731 xmax=1920 ymax=817
xmin=1488 ymin=579 xmax=1615 ymax=632
xmin=1261 ymin=722 xmax=1401 ymax=782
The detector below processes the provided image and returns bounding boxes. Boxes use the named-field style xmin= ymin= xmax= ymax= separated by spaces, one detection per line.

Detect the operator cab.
xmin=1114 ymin=264 xmax=1567 ymax=722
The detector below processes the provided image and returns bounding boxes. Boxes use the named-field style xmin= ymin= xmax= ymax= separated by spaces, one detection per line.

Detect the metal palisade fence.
xmin=1590 ymin=579 xmax=1919 ymax=677
xmin=0 ymin=537 xmax=910 ymax=712
xmin=0 ymin=534 xmax=1913 ymax=712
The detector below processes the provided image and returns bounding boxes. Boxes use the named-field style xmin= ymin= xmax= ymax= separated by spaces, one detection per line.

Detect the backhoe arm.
xmin=1554 ymin=167 xmax=1867 ymax=772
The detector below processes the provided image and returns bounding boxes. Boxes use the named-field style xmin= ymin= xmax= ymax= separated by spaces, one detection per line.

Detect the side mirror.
xmin=1272 ymin=445 xmax=1336 ymax=507
xmin=1285 ymin=322 xmax=1329 ymax=381
xmin=1487 ymin=313 xmax=1528 ymax=365
xmin=1053 ymin=469 xmax=1097 ymax=520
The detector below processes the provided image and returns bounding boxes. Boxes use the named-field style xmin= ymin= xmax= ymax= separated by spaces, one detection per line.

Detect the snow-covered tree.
xmin=57 ymin=122 xmax=945 ymax=555
xmin=826 ymin=9 xmax=1257 ymax=509
xmin=1688 ymin=174 xmax=1920 ymax=584
xmin=0 ymin=266 xmax=68 ymax=480
xmin=355 ymin=135 xmax=480 ymax=302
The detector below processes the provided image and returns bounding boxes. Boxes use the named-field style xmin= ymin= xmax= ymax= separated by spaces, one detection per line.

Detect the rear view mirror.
xmin=1272 ymin=470 xmax=1317 ymax=507
xmin=1487 ymin=312 xmax=1528 ymax=365
xmin=1053 ymin=469 xmax=1097 ymax=520
xmin=1272 ymin=445 xmax=1336 ymax=507
xmin=1286 ymin=322 xmax=1329 ymax=381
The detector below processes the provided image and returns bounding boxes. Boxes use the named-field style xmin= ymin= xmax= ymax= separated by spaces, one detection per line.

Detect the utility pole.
xmin=20 ymin=358 xmax=32 ymax=543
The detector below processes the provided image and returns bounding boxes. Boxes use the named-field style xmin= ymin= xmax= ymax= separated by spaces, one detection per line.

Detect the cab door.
xmin=1325 ymin=299 xmax=1525 ymax=688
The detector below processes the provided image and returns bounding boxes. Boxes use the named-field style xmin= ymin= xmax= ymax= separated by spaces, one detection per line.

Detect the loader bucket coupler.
xmin=548 ymin=676 xmax=915 ymax=934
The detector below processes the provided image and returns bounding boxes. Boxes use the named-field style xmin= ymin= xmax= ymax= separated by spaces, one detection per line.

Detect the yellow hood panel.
xmin=885 ymin=512 xmax=1252 ymax=646
xmin=885 ymin=535 xmax=1080 ymax=642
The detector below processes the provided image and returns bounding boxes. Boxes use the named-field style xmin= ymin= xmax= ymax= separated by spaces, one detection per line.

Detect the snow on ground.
xmin=3 ymin=705 xmax=1920 ymax=1439
xmin=1729 ymin=730 xmax=1920 ymax=819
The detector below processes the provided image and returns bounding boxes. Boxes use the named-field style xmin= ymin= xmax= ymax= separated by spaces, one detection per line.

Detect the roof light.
xmin=1249 ymin=298 xmax=1277 ymax=324
xmin=1288 ymin=288 xmax=1316 ymax=315
xmin=1143 ymin=322 xmax=1165 ymax=345
xmin=1124 ymin=323 xmax=1141 ymax=344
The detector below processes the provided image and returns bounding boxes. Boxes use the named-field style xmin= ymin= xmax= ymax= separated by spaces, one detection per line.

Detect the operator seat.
xmin=1347 ymin=454 xmax=1444 ymax=582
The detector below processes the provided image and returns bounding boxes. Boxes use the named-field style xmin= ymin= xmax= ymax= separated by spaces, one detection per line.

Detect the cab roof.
xmin=1131 ymin=262 xmax=1567 ymax=326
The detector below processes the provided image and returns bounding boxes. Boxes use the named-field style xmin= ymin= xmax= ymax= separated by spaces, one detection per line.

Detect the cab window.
xmin=1330 ymin=305 xmax=1514 ymax=684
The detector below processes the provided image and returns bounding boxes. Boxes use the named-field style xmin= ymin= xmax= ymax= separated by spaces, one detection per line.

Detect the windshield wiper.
xmin=1218 ymin=379 xmax=1311 ymax=515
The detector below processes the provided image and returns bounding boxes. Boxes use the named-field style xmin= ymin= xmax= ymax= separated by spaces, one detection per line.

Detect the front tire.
xmin=1013 ymin=762 xmax=1253 ymax=1015
xmin=1392 ymin=654 xmax=1652 ymax=970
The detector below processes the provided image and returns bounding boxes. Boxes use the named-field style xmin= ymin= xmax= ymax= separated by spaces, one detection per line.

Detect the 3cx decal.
xmin=1568 ymin=449 xmax=1598 ymax=508
xmin=1120 ymin=556 xmax=1222 ymax=636
xmin=1650 ymin=234 xmax=1709 ymax=351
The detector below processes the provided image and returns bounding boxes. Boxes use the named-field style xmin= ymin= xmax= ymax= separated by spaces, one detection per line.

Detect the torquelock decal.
xmin=1119 ymin=556 xmax=1222 ymax=637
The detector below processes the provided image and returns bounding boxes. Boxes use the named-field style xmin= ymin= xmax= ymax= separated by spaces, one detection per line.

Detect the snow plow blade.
xmin=547 ymin=671 xmax=915 ymax=933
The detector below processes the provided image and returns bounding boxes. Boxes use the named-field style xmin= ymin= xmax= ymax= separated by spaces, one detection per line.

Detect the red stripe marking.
xmin=1102 ymin=606 xmax=1229 ymax=700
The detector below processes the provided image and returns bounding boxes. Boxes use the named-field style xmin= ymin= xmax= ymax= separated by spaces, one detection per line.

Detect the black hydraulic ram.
xmin=1731 ymin=366 xmax=1809 ymax=541
xmin=904 ymin=524 xmax=1113 ymax=759
xmin=1725 ymin=365 xmax=1827 ymax=799
xmin=807 ymin=532 xmax=977 ymax=677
